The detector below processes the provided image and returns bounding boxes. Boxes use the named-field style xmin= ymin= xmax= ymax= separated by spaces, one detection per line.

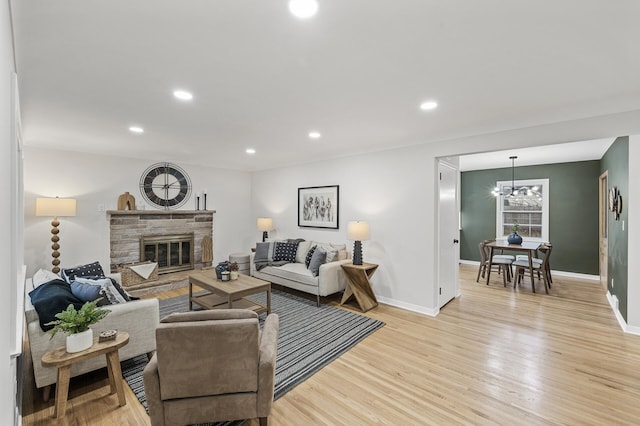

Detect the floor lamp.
xmin=257 ymin=217 xmax=273 ymax=242
xmin=36 ymin=197 xmax=77 ymax=274
xmin=348 ymin=221 xmax=370 ymax=265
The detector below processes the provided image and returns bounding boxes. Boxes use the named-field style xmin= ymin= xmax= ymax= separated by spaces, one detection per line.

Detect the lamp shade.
xmin=36 ymin=197 xmax=77 ymax=217
xmin=256 ymin=217 xmax=273 ymax=231
xmin=347 ymin=221 xmax=370 ymax=241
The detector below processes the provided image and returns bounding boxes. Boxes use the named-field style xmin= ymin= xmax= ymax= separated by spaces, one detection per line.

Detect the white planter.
xmin=66 ymin=329 xmax=93 ymax=353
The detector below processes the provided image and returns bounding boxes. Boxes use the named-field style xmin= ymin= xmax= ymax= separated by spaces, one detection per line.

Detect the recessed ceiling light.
xmin=288 ymin=0 xmax=318 ymax=19
xmin=308 ymin=131 xmax=321 ymax=139
xmin=420 ymin=101 xmax=438 ymax=111
xmin=173 ymin=90 xmax=193 ymax=101
xmin=246 ymin=148 xmax=256 ymax=154
xmin=129 ymin=126 xmax=144 ymax=134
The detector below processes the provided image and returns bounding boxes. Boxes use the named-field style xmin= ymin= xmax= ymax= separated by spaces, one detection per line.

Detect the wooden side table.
xmin=340 ymin=262 xmax=379 ymax=312
xmin=41 ymin=331 xmax=130 ymax=419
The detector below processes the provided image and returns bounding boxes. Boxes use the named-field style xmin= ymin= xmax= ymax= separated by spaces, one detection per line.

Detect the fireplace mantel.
xmin=107 ymin=210 xmax=216 ymax=216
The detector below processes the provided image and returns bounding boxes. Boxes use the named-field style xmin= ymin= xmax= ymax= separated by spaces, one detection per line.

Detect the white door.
xmin=438 ymin=160 xmax=459 ymax=308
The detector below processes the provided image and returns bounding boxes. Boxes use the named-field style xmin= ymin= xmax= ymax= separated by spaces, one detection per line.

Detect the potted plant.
xmin=507 ymin=222 xmax=523 ymax=245
xmin=229 ymin=262 xmax=239 ymax=280
xmin=46 ymin=299 xmax=111 ymax=353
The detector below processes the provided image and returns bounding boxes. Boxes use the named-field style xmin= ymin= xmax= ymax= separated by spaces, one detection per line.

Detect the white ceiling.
xmin=12 ymin=1 xmax=640 ymax=171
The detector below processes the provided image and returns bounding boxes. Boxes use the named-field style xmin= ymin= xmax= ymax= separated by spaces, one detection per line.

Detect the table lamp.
xmin=348 ymin=221 xmax=370 ymax=265
xmin=257 ymin=217 xmax=273 ymax=242
xmin=36 ymin=197 xmax=77 ymax=274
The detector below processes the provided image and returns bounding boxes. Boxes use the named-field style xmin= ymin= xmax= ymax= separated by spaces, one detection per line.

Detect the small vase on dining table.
xmin=507 ymin=231 xmax=523 ymax=245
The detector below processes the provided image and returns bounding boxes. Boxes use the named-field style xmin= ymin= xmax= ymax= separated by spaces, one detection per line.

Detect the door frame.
xmin=599 ymin=171 xmax=608 ymax=290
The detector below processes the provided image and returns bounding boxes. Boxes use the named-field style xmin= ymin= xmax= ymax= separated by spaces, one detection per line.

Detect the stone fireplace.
xmin=108 ymin=210 xmax=214 ymax=273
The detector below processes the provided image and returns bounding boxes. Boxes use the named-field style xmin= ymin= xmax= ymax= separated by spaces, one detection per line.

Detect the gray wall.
xmin=601 ymin=137 xmax=628 ymax=320
xmin=461 ymin=160 xmax=600 ymax=274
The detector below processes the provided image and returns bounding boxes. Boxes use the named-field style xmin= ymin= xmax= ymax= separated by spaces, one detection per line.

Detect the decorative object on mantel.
xmin=201 ymin=235 xmax=213 ymax=266
xmin=139 ymin=162 xmax=192 ymax=210
xmin=257 ymin=217 xmax=273 ymax=242
xmin=36 ymin=197 xmax=77 ymax=274
xmin=348 ymin=221 xmax=370 ymax=265
xmin=507 ymin=223 xmax=523 ymax=245
xmin=45 ymin=299 xmax=111 ymax=353
xmin=298 ymin=185 xmax=339 ymax=229
xmin=117 ymin=192 xmax=136 ymax=210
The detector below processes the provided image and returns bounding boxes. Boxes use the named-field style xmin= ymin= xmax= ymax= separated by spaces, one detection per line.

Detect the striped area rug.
xmin=121 ymin=288 xmax=384 ymax=424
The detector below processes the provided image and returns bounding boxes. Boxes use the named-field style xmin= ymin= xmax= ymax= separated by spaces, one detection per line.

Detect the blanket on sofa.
xmin=254 ymin=259 xmax=289 ymax=271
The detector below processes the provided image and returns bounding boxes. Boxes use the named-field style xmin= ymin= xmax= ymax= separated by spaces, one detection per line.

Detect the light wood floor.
xmin=22 ymin=264 xmax=640 ymax=425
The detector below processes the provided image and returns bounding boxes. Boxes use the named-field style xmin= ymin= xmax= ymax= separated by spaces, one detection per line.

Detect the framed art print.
xmin=298 ymin=185 xmax=339 ymax=229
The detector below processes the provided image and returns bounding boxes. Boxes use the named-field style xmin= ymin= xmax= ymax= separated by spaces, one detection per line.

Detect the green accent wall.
xmin=461 ymin=160 xmax=600 ymax=274
xmin=601 ymin=137 xmax=628 ymax=321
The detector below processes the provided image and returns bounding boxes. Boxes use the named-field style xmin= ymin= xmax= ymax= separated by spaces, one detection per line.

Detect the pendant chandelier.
xmin=491 ymin=156 xmax=540 ymax=198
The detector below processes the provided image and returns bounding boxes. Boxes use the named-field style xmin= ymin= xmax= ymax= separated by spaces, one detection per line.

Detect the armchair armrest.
xmin=257 ymin=313 xmax=279 ymax=417
xmin=143 ymin=355 xmax=166 ymax=426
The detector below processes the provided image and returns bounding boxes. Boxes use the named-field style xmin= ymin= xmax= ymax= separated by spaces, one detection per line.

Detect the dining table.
xmin=485 ymin=240 xmax=543 ymax=293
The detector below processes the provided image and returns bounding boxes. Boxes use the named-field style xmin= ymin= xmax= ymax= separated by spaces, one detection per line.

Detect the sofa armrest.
xmin=318 ymin=259 xmax=351 ymax=295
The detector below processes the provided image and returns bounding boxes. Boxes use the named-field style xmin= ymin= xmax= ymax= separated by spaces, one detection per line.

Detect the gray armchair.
xmin=143 ymin=309 xmax=280 ymax=426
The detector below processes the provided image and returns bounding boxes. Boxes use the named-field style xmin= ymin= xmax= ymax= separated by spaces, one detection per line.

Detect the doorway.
xmin=599 ymin=171 xmax=608 ymax=290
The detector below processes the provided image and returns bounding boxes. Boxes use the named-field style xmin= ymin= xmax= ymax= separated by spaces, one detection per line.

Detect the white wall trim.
xmin=459 ymin=260 xmax=599 ymax=281
xmin=378 ymin=297 xmax=439 ymax=317
xmin=606 ymin=291 xmax=640 ymax=335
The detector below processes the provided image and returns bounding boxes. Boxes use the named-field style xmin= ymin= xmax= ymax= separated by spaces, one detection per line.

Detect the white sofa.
xmin=25 ymin=273 xmax=159 ymax=400
xmin=250 ymin=241 xmax=351 ymax=305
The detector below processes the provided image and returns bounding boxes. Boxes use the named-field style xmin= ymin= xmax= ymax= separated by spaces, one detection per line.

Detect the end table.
xmin=340 ymin=262 xmax=379 ymax=312
xmin=41 ymin=331 xmax=129 ymax=419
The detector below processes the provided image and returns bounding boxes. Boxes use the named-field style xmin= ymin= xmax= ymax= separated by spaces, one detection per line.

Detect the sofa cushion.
xmin=61 ymin=261 xmax=105 ymax=283
xmin=295 ymin=241 xmax=312 ymax=263
xmin=260 ymin=262 xmax=317 ymax=286
xmin=308 ymin=247 xmax=327 ymax=277
xmin=29 ymin=279 xmax=85 ymax=331
xmin=312 ymin=242 xmax=339 ymax=262
xmin=273 ymin=241 xmax=298 ymax=263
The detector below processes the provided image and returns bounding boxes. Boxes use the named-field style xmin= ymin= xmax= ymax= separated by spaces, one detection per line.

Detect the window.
xmin=495 ymin=178 xmax=549 ymax=242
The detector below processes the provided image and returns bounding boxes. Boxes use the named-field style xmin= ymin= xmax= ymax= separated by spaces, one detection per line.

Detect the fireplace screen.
xmin=141 ymin=234 xmax=194 ymax=274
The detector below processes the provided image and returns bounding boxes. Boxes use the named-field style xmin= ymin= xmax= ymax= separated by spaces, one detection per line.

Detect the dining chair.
xmin=514 ymin=243 xmax=552 ymax=294
xmin=477 ymin=240 xmax=513 ymax=286
xmin=515 ymin=242 xmax=552 ymax=286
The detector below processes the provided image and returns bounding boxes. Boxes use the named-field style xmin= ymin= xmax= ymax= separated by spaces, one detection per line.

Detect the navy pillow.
xmin=273 ymin=242 xmax=298 ymax=263
xmin=82 ymin=276 xmax=137 ymax=302
xmin=29 ymin=279 xmax=84 ymax=331
xmin=61 ymin=261 xmax=105 ymax=283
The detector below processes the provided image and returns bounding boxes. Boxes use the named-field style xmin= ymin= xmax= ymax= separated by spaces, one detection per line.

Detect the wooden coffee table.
xmin=189 ymin=270 xmax=271 ymax=314
xmin=41 ymin=331 xmax=129 ymax=419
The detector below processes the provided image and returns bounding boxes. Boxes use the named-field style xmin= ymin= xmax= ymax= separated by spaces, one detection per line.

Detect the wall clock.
xmin=140 ymin=162 xmax=192 ymax=209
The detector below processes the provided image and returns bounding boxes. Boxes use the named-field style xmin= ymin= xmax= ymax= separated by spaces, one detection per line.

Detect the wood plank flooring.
xmin=22 ymin=264 xmax=640 ymax=425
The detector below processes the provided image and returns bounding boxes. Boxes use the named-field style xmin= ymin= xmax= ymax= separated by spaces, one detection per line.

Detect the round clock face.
xmin=140 ymin=162 xmax=192 ymax=209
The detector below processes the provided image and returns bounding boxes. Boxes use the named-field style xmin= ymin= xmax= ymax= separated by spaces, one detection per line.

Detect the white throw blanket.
xmin=129 ymin=262 xmax=157 ymax=279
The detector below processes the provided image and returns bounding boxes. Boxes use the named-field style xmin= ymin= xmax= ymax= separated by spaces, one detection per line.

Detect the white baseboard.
xmin=458 ymin=260 xmax=599 ymax=281
xmin=377 ymin=296 xmax=439 ymax=317
xmin=607 ymin=291 xmax=640 ymax=335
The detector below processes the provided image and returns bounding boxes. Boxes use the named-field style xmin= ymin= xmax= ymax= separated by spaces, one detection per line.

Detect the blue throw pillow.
xmin=29 ymin=279 xmax=84 ymax=331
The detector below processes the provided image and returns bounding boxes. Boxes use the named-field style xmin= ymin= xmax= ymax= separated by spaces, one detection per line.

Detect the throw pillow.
xmin=305 ymin=245 xmax=317 ymax=269
xmin=296 ymin=241 xmax=312 ymax=263
xmin=28 ymin=279 xmax=84 ymax=331
xmin=61 ymin=261 xmax=105 ymax=283
xmin=82 ymin=275 xmax=136 ymax=301
xmin=308 ymin=247 xmax=327 ymax=277
xmin=254 ymin=242 xmax=273 ymax=262
xmin=74 ymin=277 xmax=127 ymax=304
xmin=273 ymin=241 xmax=298 ymax=263
xmin=32 ymin=268 xmax=60 ymax=287
xmin=70 ymin=281 xmax=105 ymax=304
